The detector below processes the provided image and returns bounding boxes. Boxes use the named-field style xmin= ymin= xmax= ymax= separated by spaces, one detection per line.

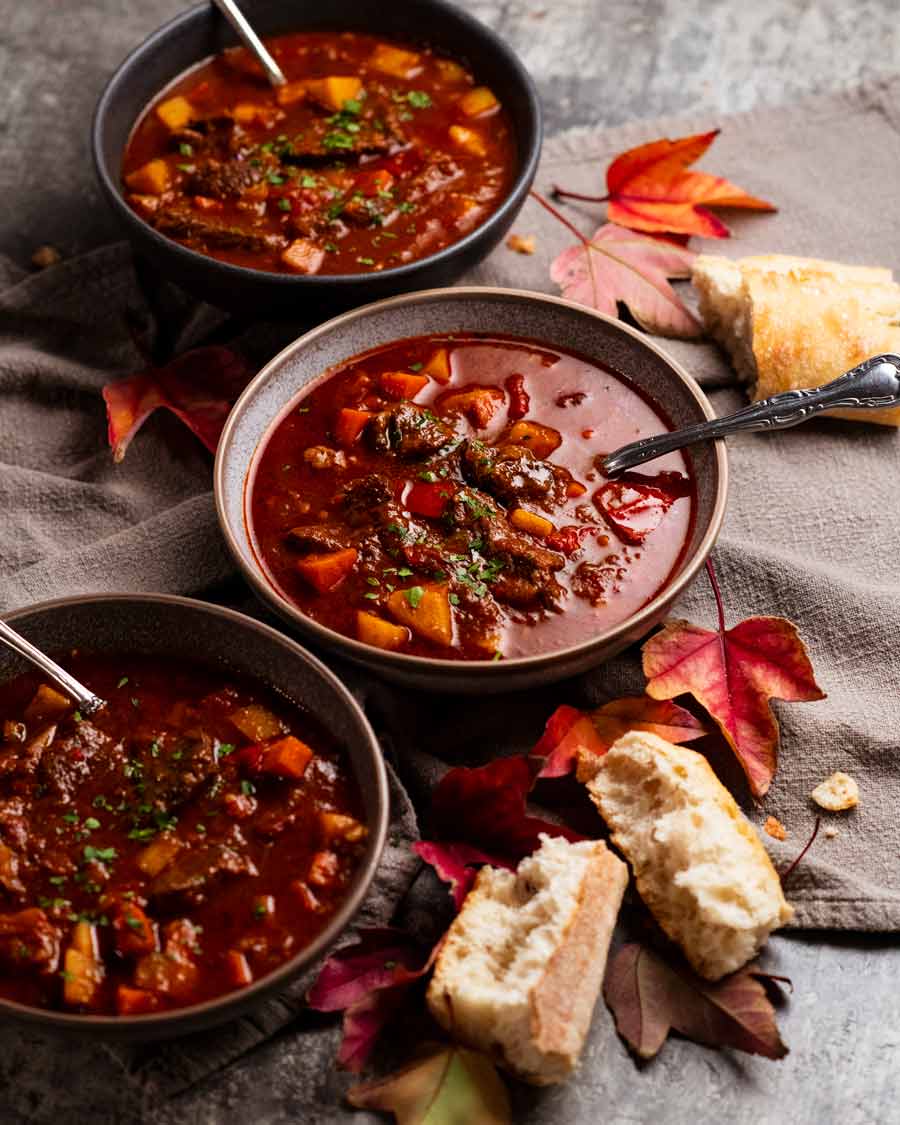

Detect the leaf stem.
xmin=780 ymin=818 xmax=821 ymax=886
xmin=551 ymin=185 xmax=610 ymax=205
xmin=529 ymin=189 xmax=590 ymax=246
xmin=705 ymin=558 xmax=727 ymax=634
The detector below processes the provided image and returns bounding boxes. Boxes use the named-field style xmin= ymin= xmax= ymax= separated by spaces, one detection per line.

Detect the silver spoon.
xmin=0 ymin=619 xmax=104 ymax=716
xmin=602 ymin=353 xmax=900 ymax=475
xmin=210 ymin=0 xmax=286 ymax=88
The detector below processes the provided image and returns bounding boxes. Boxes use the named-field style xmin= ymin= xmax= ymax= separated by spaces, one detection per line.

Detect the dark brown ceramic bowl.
xmin=91 ymin=0 xmax=541 ymax=317
xmin=216 ymin=287 xmax=729 ymax=693
xmin=0 ymin=594 xmax=388 ymax=1041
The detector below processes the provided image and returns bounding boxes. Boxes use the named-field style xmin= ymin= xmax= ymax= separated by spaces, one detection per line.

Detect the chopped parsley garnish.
xmin=48 ymin=875 xmax=67 ymax=887
xmin=322 ymin=131 xmax=355 ymax=151
xmin=267 ymin=172 xmax=284 ymax=185
xmin=366 ymin=576 xmax=380 ymax=587
xmin=117 ymin=676 xmax=129 ymax=688
xmin=176 ymin=163 xmax=194 ymax=173
xmin=449 ymin=593 xmax=461 ymax=606
xmin=72 ymin=711 xmax=83 ymax=723
xmin=327 ymin=198 xmax=346 ymax=220
xmin=82 ymin=817 xmax=100 ymax=831
xmin=404 ymin=586 xmax=425 ymax=609
xmin=253 ymin=902 xmax=268 ymax=919
xmin=301 ymin=174 xmax=317 ymax=188
xmin=409 ymin=362 xmax=424 ymax=372
xmin=178 ymin=142 xmax=193 ymax=156
xmin=324 ymin=241 xmax=338 ymax=252
xmin=397 ymin=201 xmax=416 ymax=213
xmin=131 ymin=697 xmax=140 ymax=709
xmin=356 ymin=256 xmax=375 ymax=266
xmin=363 ymin=592 xmax=379 ymax=600
xmin=277 ymin=198 xmax=292 ymax=212
xmin=397 ymin=566 xmax=413 ymax=577
xmin=125 ymin=915 xmax=145 ymax=932
xmin=83 ymin=845 xmax=117 ymax=863
xmin=62 ymin=812 xmax=79 ymax=825
xmin=241 ymin=780 xmax=256 ymax=796
xmin=342 ymin=97 xmax=363 ymax=115
xmin=127 ymin=826 xmax=156 ymax=841
xmin=406 ymin=90 xmax=432 ymax=108
xmin=218 ymin=743 xmax=236 ymax=758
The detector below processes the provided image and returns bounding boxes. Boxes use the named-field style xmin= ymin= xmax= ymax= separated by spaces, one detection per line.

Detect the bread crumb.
xmin=763 ymin=815 xmax=787 ymax=841
xmin=824 ymin=825 xmax=839 ymax=839
xmin=31 ymin=245 xmax=61 ymax=269
xmin=811 ymin=771 xmax=859 ymax=812
xmin=506 ymin=233 xmax=536 ymax=255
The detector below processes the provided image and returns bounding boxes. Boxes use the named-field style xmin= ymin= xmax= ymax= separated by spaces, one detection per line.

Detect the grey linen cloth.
xmin=1 ymin=75 xmax=900 ymax=1111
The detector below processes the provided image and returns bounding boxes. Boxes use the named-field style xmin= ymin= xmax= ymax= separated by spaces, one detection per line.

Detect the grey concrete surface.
xmin=1 ymin=2 xmax=899 ymax=1123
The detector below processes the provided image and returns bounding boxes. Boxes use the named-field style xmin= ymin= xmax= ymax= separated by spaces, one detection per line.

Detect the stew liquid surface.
xmin=0 ymin=655 xmax=366 ymax=1015
xmin=121 ymin=31 xmax=516 ymax=275
xmin=248 ymin=334 xmax=696 ymax=661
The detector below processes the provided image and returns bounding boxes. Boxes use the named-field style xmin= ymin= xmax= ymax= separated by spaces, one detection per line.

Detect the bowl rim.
xmin=0 ymin=592 xmax=389 ymax=1034
xmin=215 ymin=285 xmax=730 ymax=675
xmin=90 ymin=0 xmax=543 ymax=289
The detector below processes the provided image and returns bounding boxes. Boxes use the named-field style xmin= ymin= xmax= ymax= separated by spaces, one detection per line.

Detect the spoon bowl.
xmin=0 ymin=618 xmax=104 ymax=715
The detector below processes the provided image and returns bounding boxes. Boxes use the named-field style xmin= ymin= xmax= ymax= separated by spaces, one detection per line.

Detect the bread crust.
xmin=426 ymin=838 xmax=627 ymax=1085
xmin=692 ymin=252 xmax=900 ymax=427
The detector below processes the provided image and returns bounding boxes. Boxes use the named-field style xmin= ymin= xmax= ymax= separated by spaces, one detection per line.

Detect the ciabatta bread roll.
xmin=578 ymin=731 xmax=793 ymax=980
xmin=426 ymin=834 xmax=627 ymax=1084
xmin=693 ymin=252 xmax=900 ymax=426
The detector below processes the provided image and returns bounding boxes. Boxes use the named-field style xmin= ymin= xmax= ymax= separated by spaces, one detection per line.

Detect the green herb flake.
xmin=322 ymin=131 xmax=354 ymax=151
xmin=131 ymin=697 xmax=140 ymax=709
xmin=324 ymin=241 xmax=338 ymax=253
xmin=82 ymin=817 xmax=100 ymax=831
xmin=116 ymin=676 xmax=129 ymax=688
xmin=49 ymin=875 xmax=67 ymax=887
xmin=301 ymin=174 xmax=317 ymax=188
xmin=404 ymin=585 xmax=425 ymax=609
xmin=356 ymin=256 xmax=375 ymax=266
xmin=241 ymin=780 xmax=256 ymax=797
xmin=397 ymin=201 xmax=416 ymax=213
xmin=407 ymin=90 xmax=432 ymax=108
xmin=409 ymin=362 xmax=424 ymax=372
xmin=72 ymin=710 xmax=83 ymax=723
xmin=218 ymin=743 xmax=236 ymax=758
xmin=178 ymin=142 xmax=193 ymax=156
xmin=267 ymin=172 xmax=284 ymax=185
xmin=62 ymin=812 xmax=79 ymax=825
xmin=342 ymin=97 xmax=363 ymax=115
xmin=363 ymin=591 xmax=379 ymax=600
xmin=83 ymin=845 xmax=117 ymax=864
xmin=176 ymin=163 xmax=195 ymax=173
xmin=449 ymin=593 xmax=461 ymax=606
xmin=366 ymin=576 xmax=381 ymax=587
xmin=277 ymin=198 xmax=292 ymax=212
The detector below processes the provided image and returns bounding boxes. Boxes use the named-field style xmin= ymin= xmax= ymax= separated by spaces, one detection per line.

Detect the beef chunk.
xmin=134 ymin=730 xmax=217 ymax=811
xmin=0 ymin=724 xmax=56 ymax=779
xmin=571 ymin=558 xmax=625 ymax=606
xmin=367 ymin=403 xmax=456 ymax=459
xmin=184 ymin=157 xmax=266 ymax=199
xmin=39 ymin=722 xmax=118 ymax=800
xmin=0 ymin=908 xmax=60 ymax=974
xmin=150 ymin=843 xmax=258 ymax=907
xmin=0 ymin=798 xmax=27 ymax=850
xmin=281 ymin=116 xmax=399 ymax=163
xmin=288 ymin=524 xmax=352 ymax=554
xmin=340 ymin=474 xmax=393 ymax=526
xmin=461 ymin=441 xmax=571 ymax=511
xmin=153 ymin=207 xmax=288 ymax=254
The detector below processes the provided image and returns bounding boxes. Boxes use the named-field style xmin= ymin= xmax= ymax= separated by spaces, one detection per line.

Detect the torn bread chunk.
xmin=692 ymin=253 xmax=900 ymax=426
xmin=578 ymin=731 xmax=793 ymax=981
xmin=811 ymin=771 xmax=859 ymax=811
xmin=426 ymin=834 xmax=627 ymax=1085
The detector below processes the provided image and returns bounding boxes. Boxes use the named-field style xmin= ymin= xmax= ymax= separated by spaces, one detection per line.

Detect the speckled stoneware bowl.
xmin=0 ymin=594 xmax=388 ymax=1041
xmin=216 ymin=287 xmax=729 ymax=693
xmin=91 ymin=0 xmax=541 ymax=317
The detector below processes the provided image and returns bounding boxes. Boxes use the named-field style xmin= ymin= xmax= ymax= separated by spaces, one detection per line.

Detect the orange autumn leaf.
xmin=642 ymin=616 xmax=825 ymax=798
xmin=605 ymin=130 xmax=776 ymax=238
xmin=534 ymin=697 xmax=706 ymax=778
xmin=102 ymin=345 xmax=254 ymax=462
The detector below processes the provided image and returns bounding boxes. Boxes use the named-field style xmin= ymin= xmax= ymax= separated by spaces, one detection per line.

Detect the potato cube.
xmin=125 ymin=159 xmax=171 ymax=195
xmin=155 ymin=95 xmax=194 ymax=131
xmin=356 ymin=611 xmax=410 ymax=652
xmin=282 ymin=239 xmax=326 ymax=275
xmin=302 ymin=76 xmax=364 ymax=112
xmin=369 ymin=43 xmax=422 ymax=79
xmin=458 ymin=86 xmax=498 ymax=118
xmin=435 ymin=58 xmax=467 ymax=83
xmin=448 ymin=125 xmax=487 ymax=157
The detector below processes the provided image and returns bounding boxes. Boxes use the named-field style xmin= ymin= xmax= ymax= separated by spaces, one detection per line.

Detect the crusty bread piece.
xmin=693 ymin=252 xmax=900 ymax=426
xmin=426 ymin=834 xmax=627 ymax=1085
xmin=578 ymin=731 xmax=793 ymax=981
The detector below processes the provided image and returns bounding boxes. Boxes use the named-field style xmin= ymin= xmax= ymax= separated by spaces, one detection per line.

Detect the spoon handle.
xmin=210 ymin=0 xmax=286 ymax=87
xmin=602 ymin=353 xmax=900 ymax=475
xmin=0 ymin=619 xmax=104 ymax=715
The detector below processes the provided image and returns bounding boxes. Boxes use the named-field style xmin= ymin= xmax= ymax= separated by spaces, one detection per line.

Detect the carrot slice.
xmin=510 ymin=509 xmax=555 ymax=538
xmin=505 ymin=420 xmax=562 ymax=459
xmin=404 ymin=480 xmax=456 ymax=518
xmin=335 ymin=407 xmax=373 ymax=446
xmin=260 ymin=735 xmax=314 ymax=779
xmin=296 ymin=548 xmax=358 ymax=593
xmin=116 ymin=984 xmax=161 ymax=1015
xmin=380 ymin=371 xmax=429 ymax=401
xmin=225 ymin=950 xmax=254 ymax=987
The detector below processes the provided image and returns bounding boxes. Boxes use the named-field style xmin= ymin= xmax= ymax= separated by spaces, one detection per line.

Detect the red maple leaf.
xmin=641 ymin=564 xmax=825 ymax=797
xmin=307 ymin=927 xmax=437 ymax=1072
xmin=604 ymin=943 xmax=789 ymax=1060
xmin=102 ymin=345 xmax=254 ymax=461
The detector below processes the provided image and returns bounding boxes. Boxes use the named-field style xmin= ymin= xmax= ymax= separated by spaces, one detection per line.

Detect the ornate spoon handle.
xmin=210 ymin=0 xmax=287 ymax=87
xmin=0 ymin=618 xmax=104 ymax=715
xmin=602 ymin=354 xmax=900 ymax=475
